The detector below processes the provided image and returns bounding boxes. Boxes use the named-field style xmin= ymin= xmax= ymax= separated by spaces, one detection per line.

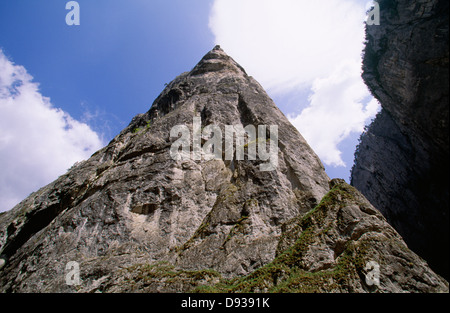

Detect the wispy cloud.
xmin=0 ymin=50 xmax=104 ymax=212
xmin=209 ymin=0 xmax=379 ymax=167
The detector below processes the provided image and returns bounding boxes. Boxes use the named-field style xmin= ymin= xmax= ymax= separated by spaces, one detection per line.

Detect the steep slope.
xmin=351 ymin=0 xmax=449 ymax=279
xmin=99 ymin=180 xmax=449 ymax=293
xmin=0 ymin=46 xmax=330 ymax=292
xmin=0 ymin=46 xmax=447 ymax=293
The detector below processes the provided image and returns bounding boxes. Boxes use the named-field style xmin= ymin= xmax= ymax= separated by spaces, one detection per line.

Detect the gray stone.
xmin=0 ymin=45 xmax=329 ymax=292
xmin=0 ymin=45 xmax=447 ymax=293
xmin=351 ymin=0 xmax=449 ymax=279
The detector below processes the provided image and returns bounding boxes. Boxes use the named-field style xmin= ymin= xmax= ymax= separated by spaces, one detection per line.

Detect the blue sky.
xmin=0 ymin=0 xmax=215 ymax=139
xmin=0 ymin=0 xmax=378 ymax=212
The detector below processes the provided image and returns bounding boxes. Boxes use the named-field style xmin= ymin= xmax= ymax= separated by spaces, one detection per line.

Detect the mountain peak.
xmin=190 ymin=45 xmax=247 ymax=76
xmin=0 ymin=44 xmax=447 ymax=293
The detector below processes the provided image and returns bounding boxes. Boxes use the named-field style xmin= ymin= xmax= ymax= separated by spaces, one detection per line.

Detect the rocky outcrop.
xmin=75 ymin=180 xmax=450 ymax=293
xmin=0 ymin=46 xmax=447 ymax=293
xmin=190 ymin=180 xmax=448 ymax=293
xmin=0 ymin=46 xmax=330 ymax=292
xmin=351 ymin=0 xmax=449 ymax=279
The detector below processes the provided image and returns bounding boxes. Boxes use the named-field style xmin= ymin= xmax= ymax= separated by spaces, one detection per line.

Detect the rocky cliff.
xmin=0 ymin=46 xmax=447 ymax=293
xmin=351 ymin=0 xmax=449 ymax=279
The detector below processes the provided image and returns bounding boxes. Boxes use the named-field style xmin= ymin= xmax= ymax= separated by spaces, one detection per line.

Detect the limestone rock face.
xmin=0 ymin=46 xmax=329 ymax=292
xmin=351 ymin=0 xmax=449 ymax=279
xmin=78 ymin=180 xmax=449 ymax=293
xmin=0 ymin=46 xmax=447 ymax=293
xmin=184 ymin=180 xmax=448 ymax=293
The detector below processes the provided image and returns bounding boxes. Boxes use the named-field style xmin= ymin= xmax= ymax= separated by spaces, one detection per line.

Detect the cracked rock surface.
xmin=351 ymin=0 xmax=449 ymax=279
xmin=0 ymin=46 xmax=447 ymax=293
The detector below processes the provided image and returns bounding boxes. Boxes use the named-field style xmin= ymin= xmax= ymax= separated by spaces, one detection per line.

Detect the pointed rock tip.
xmin=213 ymin=44 xmax=223 ymax=51
xmin=190 ymin=45 xmax=247 ymax=76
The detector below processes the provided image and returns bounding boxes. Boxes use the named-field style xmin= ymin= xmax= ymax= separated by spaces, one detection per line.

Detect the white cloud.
xmin=209 ymin=0 xmax=380 ymax=167
xmin=0 ymin=50 xmax=104 ymax=212
xmin=210 ymin=0 xmax=366 ymax=92
xmin=288 ymin=60 xmax=380 ymax=167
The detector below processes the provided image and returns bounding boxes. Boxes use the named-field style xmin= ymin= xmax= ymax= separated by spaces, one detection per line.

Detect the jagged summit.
xmin=0 ymin=46 xmax=447 ymax=293
xmin=0 ymin=45 xmax=331 ymax=291
xmin=126 ymin=45 xmax=250 ymax=134
xmin=190 ymin=45 xmax=247 ymax=76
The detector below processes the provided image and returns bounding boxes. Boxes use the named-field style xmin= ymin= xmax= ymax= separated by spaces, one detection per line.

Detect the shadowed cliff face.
xmin=0 ymin=46 xmax=447 ymax=293
xmin=352 ymin=0 xmax=449 ymax=279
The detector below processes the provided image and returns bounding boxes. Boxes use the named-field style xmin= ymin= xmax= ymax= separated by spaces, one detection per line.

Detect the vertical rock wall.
xmin=352 ymin=0 xmax=449 ymax=279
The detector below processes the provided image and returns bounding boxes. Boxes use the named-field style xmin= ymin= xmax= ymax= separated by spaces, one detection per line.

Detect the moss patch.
xmin=138 ymin=181 xmax=379 ymax=293
xmin=117 ymin=262 xmax=222 ymax=292
xmin=191 ymin=183 xmax=374 ymax=293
